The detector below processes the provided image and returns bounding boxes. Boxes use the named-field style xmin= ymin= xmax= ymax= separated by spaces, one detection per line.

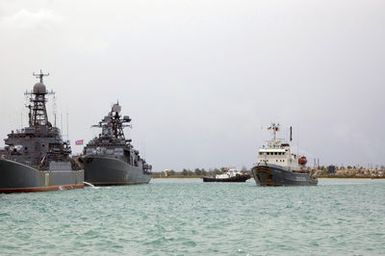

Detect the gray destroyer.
xmin=0 ymin=71 xmax=84 ymax=193
xmin=79 ymin=103 xmax=152 ymax=186
xmin=251 ymin=123 xmax=318 ymax=186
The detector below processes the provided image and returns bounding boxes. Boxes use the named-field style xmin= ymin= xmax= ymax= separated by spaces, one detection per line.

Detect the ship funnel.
xmin=290 ymin=126 xmax=293 ymax=142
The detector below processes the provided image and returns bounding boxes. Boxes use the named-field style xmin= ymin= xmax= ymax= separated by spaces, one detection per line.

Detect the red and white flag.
xmin=75 ymin=139 xmax=84 ymax=145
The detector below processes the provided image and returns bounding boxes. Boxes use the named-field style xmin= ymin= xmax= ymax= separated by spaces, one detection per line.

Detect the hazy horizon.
xmin=1 ymin=0 xmax=384 ymax=171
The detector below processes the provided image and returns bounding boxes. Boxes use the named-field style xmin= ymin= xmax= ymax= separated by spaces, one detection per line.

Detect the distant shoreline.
xmin=317 ymin=175 xmax=385 ymax=179
xmin=151 ymin=175 xmax=385 ymax=179
xmin=152 ymin=167 xmax=385 ymax=179
xmin=152 ymin=175 xmax=203 ymax=179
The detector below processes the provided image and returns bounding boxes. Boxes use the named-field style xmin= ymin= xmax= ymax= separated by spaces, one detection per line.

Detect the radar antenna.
xmin=33 ymin=69 xmax=50 ymax=83
xmin=92 ymin=102 xmax=131 ymax=141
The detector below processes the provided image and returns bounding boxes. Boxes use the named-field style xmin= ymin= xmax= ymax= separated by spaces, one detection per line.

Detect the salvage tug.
xmin=251 ymin=123 xmax=318 ymax=186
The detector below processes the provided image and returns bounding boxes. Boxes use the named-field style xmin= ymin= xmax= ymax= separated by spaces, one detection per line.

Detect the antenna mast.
xmin=33 ymin=69 xmax=49 ymax=83
xmin=53 ymin=94 xmax=57 ymax=127
xmin=268 ymin=123 xmax=280 ymax=141
xmin=66 ymin=112 xmax=69 ymax=141
xmin=25 ymin=70 xmax=54 ymax=127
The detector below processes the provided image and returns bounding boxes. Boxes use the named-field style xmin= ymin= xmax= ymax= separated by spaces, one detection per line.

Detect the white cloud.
xmin=1 ymin=8 xmax=62 ymax=29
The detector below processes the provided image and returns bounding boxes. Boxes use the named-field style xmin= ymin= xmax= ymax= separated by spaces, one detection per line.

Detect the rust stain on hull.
xmin=255 ymin=166 xmax=277 ymax=186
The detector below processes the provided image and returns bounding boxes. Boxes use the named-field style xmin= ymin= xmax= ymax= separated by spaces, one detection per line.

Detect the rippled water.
xmin=1 ymin=178 xmax=385 ymax=255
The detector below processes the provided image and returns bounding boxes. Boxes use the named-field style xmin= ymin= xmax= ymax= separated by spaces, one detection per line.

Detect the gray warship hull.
xmin=82 ymin=156 xmax=151 ymax=185
xmin=0 ymin=159 xmax=84 ymax=193
xmin=251 ymin=163 xmax=318 ymax=186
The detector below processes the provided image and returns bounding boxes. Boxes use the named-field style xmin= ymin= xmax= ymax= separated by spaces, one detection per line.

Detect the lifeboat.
xmin=298 ymin=156 xmax=307 ymax=165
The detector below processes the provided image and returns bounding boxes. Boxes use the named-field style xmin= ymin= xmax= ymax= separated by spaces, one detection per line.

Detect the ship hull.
xmin=251 ymin=164 xmax=318 ymax=186
xmin=202 ymin=174 xmax=250 ymax=182
xmin=0 ymin=159 xmax=84 ymax=193
xmin=82 ymin=156 xmax=151 ymax=185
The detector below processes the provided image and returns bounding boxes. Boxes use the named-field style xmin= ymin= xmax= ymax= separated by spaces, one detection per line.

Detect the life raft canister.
xmin=298 ymin=156 xmax=307 ymax=165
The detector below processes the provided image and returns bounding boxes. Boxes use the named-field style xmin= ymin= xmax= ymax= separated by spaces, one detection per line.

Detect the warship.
xmin=251 ymin=123 xmax=318 ymax=186
xmin=79 ymin=103 xmax=152 ymax=185
xmin=0 ymin=71 xmax=84 ymax=193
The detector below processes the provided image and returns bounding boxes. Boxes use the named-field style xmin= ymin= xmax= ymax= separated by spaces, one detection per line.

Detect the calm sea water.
xmin=1 ymin=178 xmax=385 ymax=256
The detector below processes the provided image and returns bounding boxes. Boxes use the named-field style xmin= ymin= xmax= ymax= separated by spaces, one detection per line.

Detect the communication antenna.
xmin=20 ymin=112 xmax=23 ymax=130
xmin=66 ymin=112 xmax=69 ymax=141
xmin=24 ymin=93 xmax=29 ymax=127
xmin=297 ymin=134 xmax=299 ymax=156
xmin=53 ymin=94 xmax=57 ymax=127
xmin=142 ymin=138 xmax=146 ymax=159
xmin=32 ymin=69 xmax=49 ymax=83
xmin=61 ymin=113 xmax=63 ymax=133
xmin=268 ymin=123 xmax=279 ymax=141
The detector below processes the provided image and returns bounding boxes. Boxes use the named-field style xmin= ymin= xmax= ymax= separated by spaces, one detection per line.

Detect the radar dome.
xmin=33 ymin=82 xmax=47 ymax=94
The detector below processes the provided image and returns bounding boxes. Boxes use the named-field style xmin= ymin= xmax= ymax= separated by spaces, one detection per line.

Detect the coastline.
xmin=152 ymin=168 xmax=385 ymax=179
xmin=317 ymin=175 xmax=385 ymax=179
xmin=152 ymin=176 xmax=385 ymax=179
xmin=152 ymin=173 xmax=385 ymax=179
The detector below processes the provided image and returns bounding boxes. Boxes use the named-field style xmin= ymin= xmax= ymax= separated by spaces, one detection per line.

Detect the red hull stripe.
xmin=0 ymin=184 xmax=84 ymax=193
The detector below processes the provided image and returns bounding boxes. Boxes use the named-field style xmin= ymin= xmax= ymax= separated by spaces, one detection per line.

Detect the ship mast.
xmin=93 ymin=102 xmax=132 ymax=141
xmin=34 ymin=69 xmax=48 ymax=83
xmin=25 ymin=70 xmax=55 ymax=127
xmin=268 ymin=123 xmax=279 ymax=141
xmin=111 ymin=102 xmax=132 ymax=140
xmin=112 ymin=103 xmax=124 ymax=139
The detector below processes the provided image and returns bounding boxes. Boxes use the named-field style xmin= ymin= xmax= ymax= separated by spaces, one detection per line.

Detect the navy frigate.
xmin=79 ymin=103 xmax=152 ymax=185
xmin=0 ymin=71 xmax=84 ymax=193
xmin=251 ymin=123 xmax=318 ymax=186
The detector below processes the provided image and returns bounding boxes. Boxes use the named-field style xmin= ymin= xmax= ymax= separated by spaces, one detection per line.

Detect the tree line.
xmin=152 ymin=167 xmax=249 ymax=178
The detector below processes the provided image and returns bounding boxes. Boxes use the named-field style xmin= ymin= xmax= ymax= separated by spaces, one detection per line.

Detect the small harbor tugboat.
xmin=0 ymin=71 xmax=84 ymax=193
xmin=251 ymin=123 xmax=318 ymax=186
xmin=203 ymin=168 xmax=251 ymax=182
xmin=79 ymin=103 xmax=152 ymax=186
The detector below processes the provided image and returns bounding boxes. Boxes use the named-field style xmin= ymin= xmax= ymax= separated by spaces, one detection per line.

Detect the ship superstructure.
xmin=0 ymin=71 xmax=84 ymax=193
xmin=257 ymin=124 xmax=307 ymax=171
xmin=80 ymin=103 xmax=152 ymax=185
